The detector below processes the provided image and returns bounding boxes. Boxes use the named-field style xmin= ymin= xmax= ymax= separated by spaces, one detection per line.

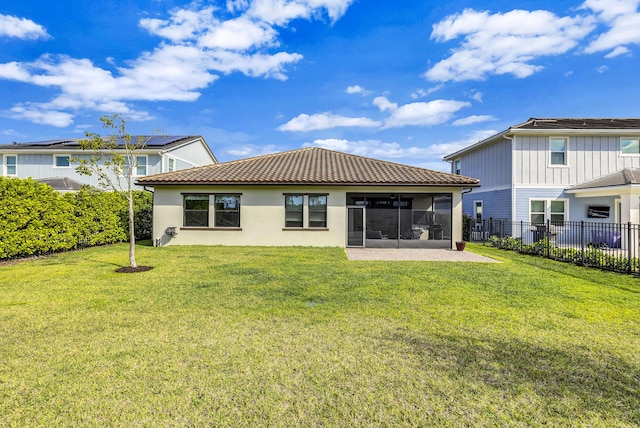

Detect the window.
xmin=530 ymin=200 xmax=546 ymax=224
xmin=285 ymin=195 xmax=304 ymax=227
xmin=124 ymin=155 xmax=147 ymax=176
xmin=309 ymin=195 xmax=327 ymax=228
xmin=621 ymin=138 xmax=640 ymax=154
xmin=549 ymin=137 xmax=567 ymax=165
xmin=530 ymin=199 xmax=567 ymax=225
xmin=474 ymin=201 xmax=483 ymax=224
xmin=184 ymin=195 xmax=209 ymax=227
xmin=168 ymin=157 xmax=175 ymax=172
xmin=5 ymin=155 xmax=17 ymax=176
xmin=454 ymin=159 xmax=461 ymax=175
xmin=284 ymin=194 xmax=328 ymax=228
xmin=550 ymin=201 xmax=565 ymax=224
xmin=54 ymin=155 xmax=70 ymax=168
xmin=214 ymin=195 xmax=240 ymax=227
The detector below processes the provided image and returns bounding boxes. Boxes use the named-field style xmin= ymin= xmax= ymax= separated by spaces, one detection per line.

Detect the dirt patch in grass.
xmin=115 ymin=265 xmax=153 ymax=273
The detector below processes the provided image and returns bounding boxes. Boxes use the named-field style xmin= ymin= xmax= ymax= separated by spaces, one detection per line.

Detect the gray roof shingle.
xmin=513 ymin=118 xmax=640 ymax=130
xmin=568 ymin=168 xmax=640 ymax=190
xmin=137 ymin=147 xmax=480 ymax=187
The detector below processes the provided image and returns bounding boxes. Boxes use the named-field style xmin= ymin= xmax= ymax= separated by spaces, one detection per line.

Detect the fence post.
xmin=628 ymin=222 xmax=633 ymax=274
xmin=546 ymin=219 xmax=551 ymax=258
xmin=580 ymin=220 xmax=585 ymax=265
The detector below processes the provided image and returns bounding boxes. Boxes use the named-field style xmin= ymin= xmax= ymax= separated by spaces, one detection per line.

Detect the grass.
xmin=1 ymin=243 xmax=639 ymax=426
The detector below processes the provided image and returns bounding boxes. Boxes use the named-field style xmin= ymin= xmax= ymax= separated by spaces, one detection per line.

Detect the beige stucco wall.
xmin=152 ymin=185 xmax=465 ymax=248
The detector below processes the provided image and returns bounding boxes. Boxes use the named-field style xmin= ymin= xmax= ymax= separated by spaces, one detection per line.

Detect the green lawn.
xmin=1 ymin=243 xmax=639 ymax=426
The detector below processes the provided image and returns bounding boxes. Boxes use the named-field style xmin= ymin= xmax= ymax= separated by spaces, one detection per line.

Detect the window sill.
xmin=180 ymin=227 xmax=242 ymax=231
xmin=282 ymin=227 xmax=329 ymax=231
xmin=548 ymin=164 xmax=569 ymax=168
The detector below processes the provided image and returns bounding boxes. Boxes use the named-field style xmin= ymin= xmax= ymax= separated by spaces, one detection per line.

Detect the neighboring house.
xmin=136 ymin=147 xmax=479 ymax=249
xmin=444 ymin=118 xmax=640 ymax=230
xmin=0 ymin=136 xmax=217 ymax=191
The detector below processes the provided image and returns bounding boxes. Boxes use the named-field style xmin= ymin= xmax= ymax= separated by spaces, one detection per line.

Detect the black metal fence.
xmin=470 ymin=218 xmax=640 ymax=275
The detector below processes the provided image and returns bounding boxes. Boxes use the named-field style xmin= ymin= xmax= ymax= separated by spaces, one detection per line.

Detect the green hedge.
xmin=487 ymin=235 xmax=640 ymax=273
xmin=0 ymin=177 xmax=152 ymax=260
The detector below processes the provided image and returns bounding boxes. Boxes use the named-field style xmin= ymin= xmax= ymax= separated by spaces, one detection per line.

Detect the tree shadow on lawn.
xmin=382 ymin=329 xmax=640 ymax=424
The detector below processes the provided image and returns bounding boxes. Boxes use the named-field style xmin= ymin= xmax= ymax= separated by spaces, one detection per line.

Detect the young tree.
xmin=74 ymin=114 xmax=150 ymax=268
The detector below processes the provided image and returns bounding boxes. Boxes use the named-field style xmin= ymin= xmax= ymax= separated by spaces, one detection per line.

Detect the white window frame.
xmin=167 ymin=157 xmax=176 ymax=172
xmin=124 ymin=155 xmax=148 ymax=177
xmin=53 ymin=154 xmax=71 ymax=168
xmin=620 ymin=137 xmax=640 ymax=155
xmin=529 ymin=198 xmax=569 ymax=225
xmin=4 ymin=154 xmax=17 ymax=176
xmin=549 ymin=137 xmax=568 ymax=167
xmin=474 ymin=200 xmax=483 ymax=225
xmin=454 ymin=159 xmax=461 ymax=175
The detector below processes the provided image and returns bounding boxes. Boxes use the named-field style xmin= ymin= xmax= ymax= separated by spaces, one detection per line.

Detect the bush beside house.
xmin=0 ymin=177 xmax=152 ymax=260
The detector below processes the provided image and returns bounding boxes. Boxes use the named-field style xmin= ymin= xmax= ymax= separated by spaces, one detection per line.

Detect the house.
xmin=0 ymin=136 xmax=217 ymax=191
xmin=444 ymin=118 xmax=640 ymax=232
xmin=136 ymin=147 xmax=480 ymax=249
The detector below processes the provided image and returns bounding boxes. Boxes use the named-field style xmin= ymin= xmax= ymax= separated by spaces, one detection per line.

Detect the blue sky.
xmin=1 ymin=0 xmax=639 ymax=171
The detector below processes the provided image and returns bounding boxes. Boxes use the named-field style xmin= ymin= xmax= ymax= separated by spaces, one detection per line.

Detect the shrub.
xmin=0 ymin=178 xmax=154 ymax=260
xmin=0 ymin=177 xmax=77 ymax=259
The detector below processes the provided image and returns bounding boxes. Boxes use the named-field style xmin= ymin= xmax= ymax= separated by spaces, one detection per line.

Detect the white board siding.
xmin=456 ymin=137 xmax=511 ymax=188
xmin=515 ymin=134 xmax=640 ymax=186
xmin=167 ymin=140 xmax=215 ymax=166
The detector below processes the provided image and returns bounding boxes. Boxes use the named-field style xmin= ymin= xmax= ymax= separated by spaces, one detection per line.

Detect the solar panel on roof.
xmin=21 ymin=139 xmax=74 ymax=146
xmin=113 ymin=136 xmax=190 ymax=146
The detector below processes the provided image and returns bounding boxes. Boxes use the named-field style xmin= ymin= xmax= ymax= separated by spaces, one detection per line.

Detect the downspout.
xmin=504 ymin=133 xmax=515 ymax=223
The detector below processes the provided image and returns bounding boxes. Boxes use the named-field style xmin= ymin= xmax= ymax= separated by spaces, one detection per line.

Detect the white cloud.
xmin=199 ymin=17 xmax=277 ymax=50
xmin=372 ymin=96 xmax=397 ymax=112
xmin=278 ymin=112 xmax=381 ymax=131
xmin=308 ymin=138 xmax=432 ymax=160
xmin=227 ymin=143 xmax=277 ymax=157
xmin=346 ymin=84 xmax=371 ymax=95
xmin=248 ymin=0 xmax=354 ymax=25
xmin=604 ymin=46 xmax=631 ymax=57
xmin=7 ymin=104 xmax=74 ymax=127
xmin=452 ymin=115 xmax=496 ymax=126
xmin=596 ymin=65 xmax=609 ymax=73
xmin=373 ymin=96 xmax=471 ymax=129
xmin=139 ymin=7 xmax=216 ymax=42
xmin=428 ymin=130 xmax=499 ymax=159
xmin=425 ymin=8 xmax=596 ymax=82
xmin=469 ymin=91 xmax=483 ymax=102
xmin=0 ymin=2 xmax=354 ymax=127
xmin=0 ymin=14 xmax=49 ymax=40
xmin=583 ymin=0 xmax=640 ymax=55
xmin=411 ymin=85 xmax=444 ymax=99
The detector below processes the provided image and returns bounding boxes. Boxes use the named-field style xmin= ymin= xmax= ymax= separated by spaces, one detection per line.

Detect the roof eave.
xmin=443 ymin=129 xmax=509 ymax=161
xmin=135 ymin=180 xmax=480 ymax=187
xmin=510 ymin=128 xmax=640 ymax=135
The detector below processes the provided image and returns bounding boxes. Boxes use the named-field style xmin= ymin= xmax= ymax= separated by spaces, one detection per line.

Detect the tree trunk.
xmin=128 ymin=188 xmax=137 ymax=268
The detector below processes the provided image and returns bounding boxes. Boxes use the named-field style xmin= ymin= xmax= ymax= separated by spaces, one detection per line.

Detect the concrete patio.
xmin=345 ymin=248 xmax=500 ymax=262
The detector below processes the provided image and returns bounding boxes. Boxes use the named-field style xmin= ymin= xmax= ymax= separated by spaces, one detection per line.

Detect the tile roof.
xmin=0 ymin=136 xmax=200 ymax=151
xmin=568 ymin=168 xmax=640 ymax=191
xmin=137 ymin=147 xmax=480 ymax=187
xmin=513 ymin=118 xmax=640 ymax=130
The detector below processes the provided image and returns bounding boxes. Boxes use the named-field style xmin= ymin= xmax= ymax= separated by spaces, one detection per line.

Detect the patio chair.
xmin=366 ymin=226 xmax=388 ymax=239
